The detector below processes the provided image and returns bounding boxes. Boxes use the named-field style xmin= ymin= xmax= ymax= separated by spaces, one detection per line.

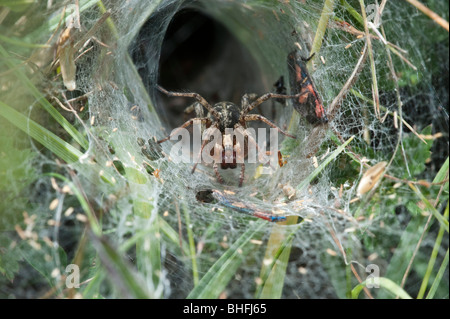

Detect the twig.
xmin=72 ymin=10 xmax=111 ymax=52
xmin=350 ymin=263 xmax=373 ymax=299
xmin=360 ymin=0 xmax=380 ymax=119
xmin=350 ymin=89 xmax=427 ymax=144
xmin=52 ymin=92 xmax=126 ymax=178
xmin=332 ymin=3 xmax=418 ymax=71
xmin=382 ymin=23 xmax=405 ymax=173
xmin=65 ymin=91 xmax=93 ymax=103
xmin=386 ymin=44 xmax=417 ymax=71
xmin=330 ymin=20 xmax=408 ymax=54
xmin=399 ymin=169 xmax=449 ymax=297
xmin=331 ymin=131 xmax=443 ymax=187
xmin=0 ymin=6 xmax=65 ymax=78
xmin=404 ymin=0 xmax=449 ymax=32
xmin=49 ymin=10 xmax=111 ymax=75
xmin=321 ymin=211 xmax=374 ymax=299
xmin=306 ymin=43 xmax=368 ymax=157
xmin=327 ymin=43 xmax=368 ymax=118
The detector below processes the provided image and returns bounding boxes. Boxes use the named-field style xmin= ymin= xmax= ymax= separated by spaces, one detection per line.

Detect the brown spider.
xmin=157 ymin=85 xmax=299 ymax=186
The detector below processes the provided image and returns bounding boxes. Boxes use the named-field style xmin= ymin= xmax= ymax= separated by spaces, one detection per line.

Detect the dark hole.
xmin=131 ymin=6 xmax=279 ymax=152
xmin=157 ymin=9 xmax=264 ymax=128
xmin=159 ymin=10 xmax=218 ymax=91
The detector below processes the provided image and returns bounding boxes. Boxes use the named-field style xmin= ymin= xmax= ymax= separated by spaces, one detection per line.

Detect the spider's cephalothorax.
xmin=210 ymin=102 xmax=241 ymax=133
xmin=210 ymin=102 xmax=241 ymax=170
xmin=157 ymin=85 xmax=300 ymax=186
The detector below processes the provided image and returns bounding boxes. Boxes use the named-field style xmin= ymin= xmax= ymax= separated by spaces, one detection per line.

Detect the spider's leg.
xmin=157 ymin=85 xmax=220 ymax=119
xmin=241 ymin=93 xmax=258 ymax=114
xmin=157 ymin=117 xmax=210 ymax=144
xmin=184 ymin=102 xmax=205 ymax=118
xmin=191 ymin=138 xmax=208 ymax=174
xmin=243 ymin=92 xmax=301 ymax=115
xmin=263 ymin=150 xmax=278 ymax=171
xmin=191 ymin=125 xmax=219 ymax=174
xmin=213 ymin=162 xmax=224 ymax=184
xmin=241 ymin=93 xmax=258 ymax=104
xmin=235 ymin=125 xmax=277 ymax=170
xmin=184 ymin=102 xmax=206 ymax=133
xmin=239 ymin=163 xmax=245 ymax=187
xmin=243 ymin=114 xmax=296 ymax=139
xmin=235 ymin=125 xmax=265 ymax=163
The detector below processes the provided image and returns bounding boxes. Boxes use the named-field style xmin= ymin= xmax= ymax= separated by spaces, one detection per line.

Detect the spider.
xmin=157 ymin=85 xmax=300 ymax=186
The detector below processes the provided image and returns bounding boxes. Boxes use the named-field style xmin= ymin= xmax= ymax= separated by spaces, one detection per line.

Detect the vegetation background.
xmin=0 ymin=0 xmax=448 ymax=299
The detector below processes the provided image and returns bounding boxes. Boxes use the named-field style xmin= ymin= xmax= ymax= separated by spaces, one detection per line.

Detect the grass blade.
xmin=28 ymin=0 xmax=99 ymax=37
xmin=0 ymin=44 xmax=89 ymax=150
xmin=433 ymin=157 xmax=449 ymax=184
xmin=417 ymin=202 xmax=449 ymax=298
xmin=408 ymin=183 xmax=449 ymax=233
xmin=254 ymin=135 xmax=354 ymax=298
xmin=297 ymin=135 xmax=354 ymax=191
xmin=90 ymin=233 xmax=151 ymax=299
xmin=340 ymin=0 xmax=364 ymax=26
xmin=351 ymin=277 xmax=412 ymax=299
xmin=187 ymin=221 xmax=266 ymax=299
xmin=180 ymin=202 xmax=199 ymax=286
xmin=359 ymin=0 xmax=380 ymax=119
xmin=308 ymin=0 xmax=335 ymax=69
xmin=255 ymin=222 xmax=299 ymax=299
xmin=1 ymin=100 xmax=116 ymax=185
xmin=0 ymin=100 xmax=82 ymax=163
xmin=0 ymin=34 xmax=50 ymax=48
xmin=157 ymin=217 xmax=190 ymax=256
xmin=426 ymin=249 xmax=449 ymax=299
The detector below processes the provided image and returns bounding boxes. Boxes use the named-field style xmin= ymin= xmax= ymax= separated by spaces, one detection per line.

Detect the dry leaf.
xmin=357 ymin=161 xmax=387 ymax=196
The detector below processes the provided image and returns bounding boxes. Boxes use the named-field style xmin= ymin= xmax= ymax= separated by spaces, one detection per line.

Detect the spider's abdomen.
xmin=221 ymin=150 xmax=237 ymax=169
xmin=211 ymin=102 xmax=241 ymax=132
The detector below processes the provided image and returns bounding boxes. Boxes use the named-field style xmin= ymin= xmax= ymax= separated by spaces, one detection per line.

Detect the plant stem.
xmin=359 ymin=0 xmax=380 ymax=119
xmin=308 ymin=0 xmax=336 ymax=69
xmin=426 ymin=249 xmax=449 ymax=299
xmin=417 ymin=202 xmax=449 ymax=298
xmin=180 ymin=201 xmax=199 ymax=286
